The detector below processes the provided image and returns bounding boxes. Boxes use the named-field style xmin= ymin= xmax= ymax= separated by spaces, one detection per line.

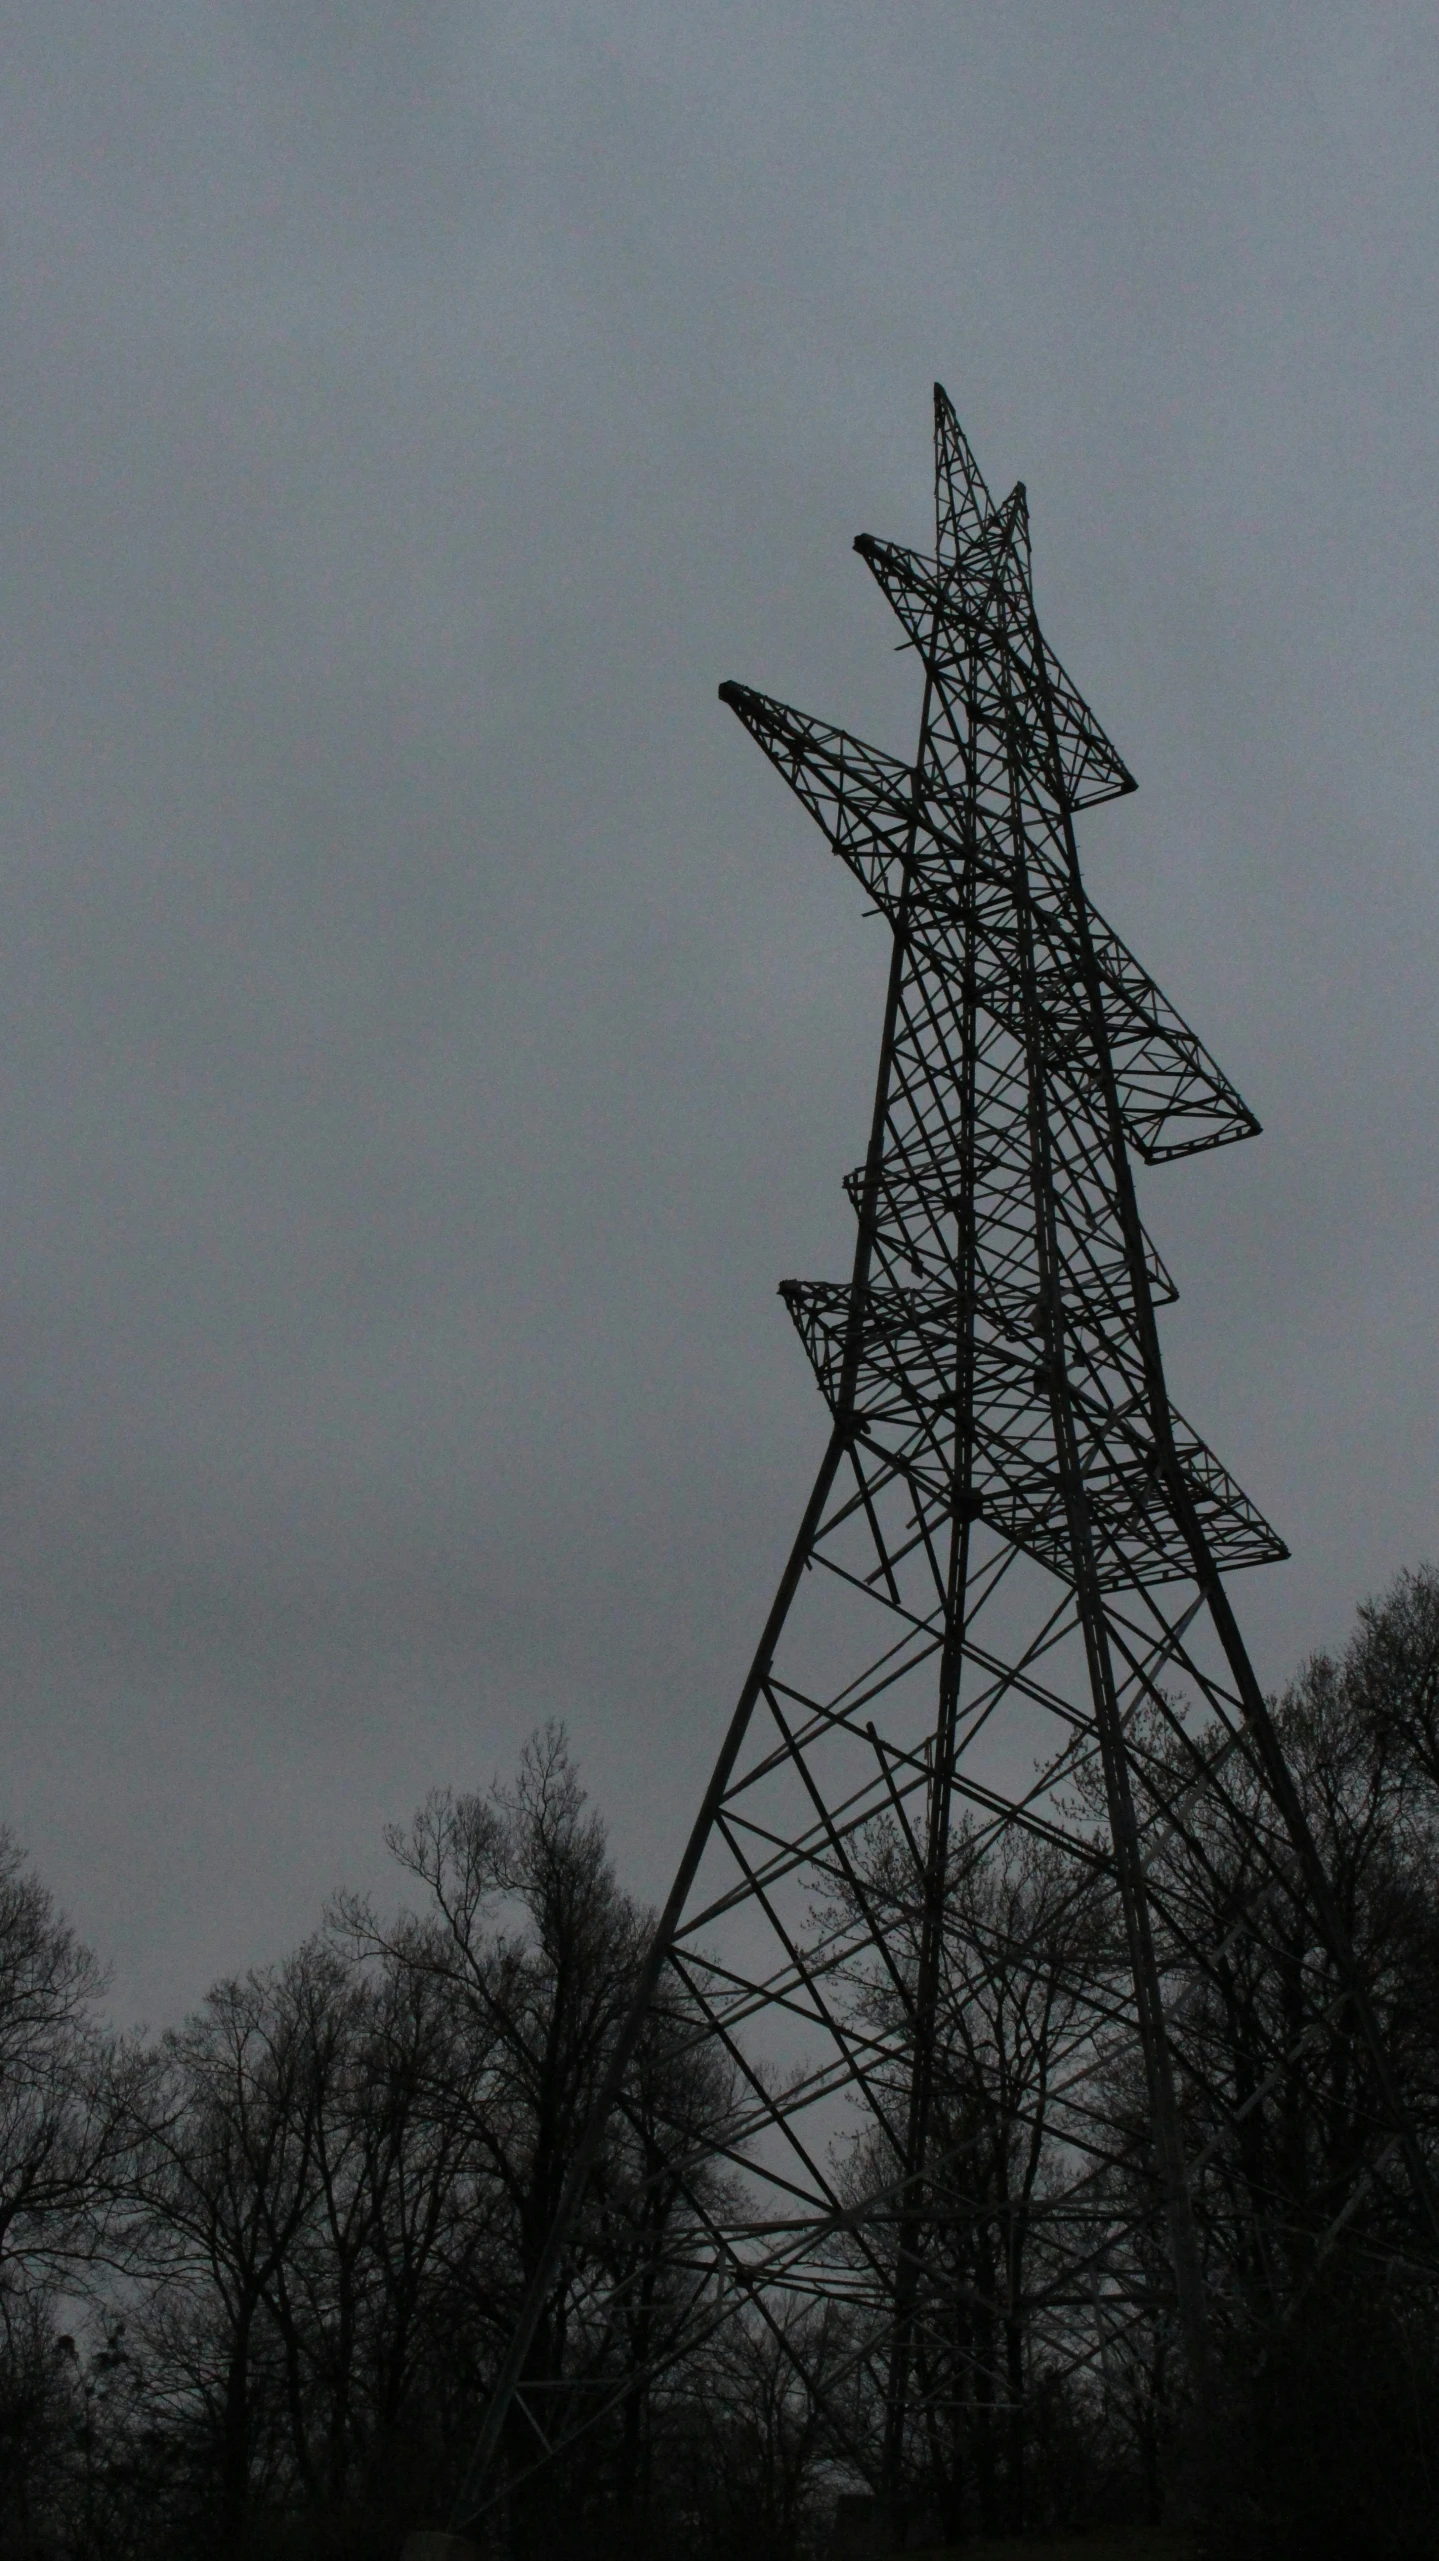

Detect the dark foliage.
xmin=0 ymin=1582 xmax=1437 ymax=2555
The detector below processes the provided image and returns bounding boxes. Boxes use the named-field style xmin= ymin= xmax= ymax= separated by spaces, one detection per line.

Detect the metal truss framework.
xmin=451 ymin=390 xmax=1439 ymax=2535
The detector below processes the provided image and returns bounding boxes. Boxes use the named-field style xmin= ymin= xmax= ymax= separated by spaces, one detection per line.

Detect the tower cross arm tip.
xmin=717 ymin=680 xmax=921 ymax=910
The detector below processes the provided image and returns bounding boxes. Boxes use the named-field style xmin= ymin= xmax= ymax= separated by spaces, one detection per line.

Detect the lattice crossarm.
xmin=853 ymin=532 xmax=1134 ymax=814
xmin=717 ymin=681 xmax=923 ymax=915
xmin=1083 ymin=903 xmax=1262 ymax=1161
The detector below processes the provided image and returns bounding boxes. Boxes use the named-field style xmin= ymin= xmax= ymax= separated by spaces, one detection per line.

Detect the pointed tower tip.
xmin=932 ymin=384 xmax=994 ymax=560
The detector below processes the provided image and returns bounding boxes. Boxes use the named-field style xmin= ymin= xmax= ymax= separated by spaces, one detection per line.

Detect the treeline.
xmin=2 ymin=1574 xmax=1439 ymax=2559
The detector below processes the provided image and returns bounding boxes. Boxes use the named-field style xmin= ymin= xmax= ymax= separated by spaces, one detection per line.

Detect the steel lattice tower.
xmin=451 ymin=390 xmax=1438 ymax=2538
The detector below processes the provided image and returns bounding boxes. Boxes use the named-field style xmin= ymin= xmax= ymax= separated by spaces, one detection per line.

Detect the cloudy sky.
xmin=1 ymin=3 xmax=1436 ymax=2026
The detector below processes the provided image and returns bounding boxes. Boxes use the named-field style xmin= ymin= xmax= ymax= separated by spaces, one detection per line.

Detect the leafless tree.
xmin=0 ymin=1830 xmax=134 ymax=2287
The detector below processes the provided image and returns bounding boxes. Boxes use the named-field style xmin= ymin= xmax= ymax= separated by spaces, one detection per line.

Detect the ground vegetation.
xmin=1 ymin=1579 xmax=1437 ymax=2557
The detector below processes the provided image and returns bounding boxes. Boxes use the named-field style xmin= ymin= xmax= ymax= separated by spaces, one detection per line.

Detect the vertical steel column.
xmin=1000 ymin=702 xmax=1213 ymax=2389
xmin=881 ymin=563 xmax=984 ymax=2504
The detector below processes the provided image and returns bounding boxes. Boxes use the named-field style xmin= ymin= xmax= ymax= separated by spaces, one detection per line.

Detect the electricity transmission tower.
xmin=451 ymin=390 xmax=1438 ymax=2540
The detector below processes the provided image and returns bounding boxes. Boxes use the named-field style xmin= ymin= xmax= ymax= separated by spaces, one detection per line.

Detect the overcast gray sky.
xmin=2 ymin=2 xmax=1436 ymax=2026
